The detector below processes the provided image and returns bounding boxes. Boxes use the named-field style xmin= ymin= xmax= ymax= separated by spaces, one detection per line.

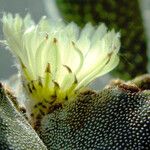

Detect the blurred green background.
xmin=56 ymin=0 xmax=148 ymax=80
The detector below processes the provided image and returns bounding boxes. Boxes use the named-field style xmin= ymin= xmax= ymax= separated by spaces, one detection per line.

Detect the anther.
xmin=39 ymin=109 xmax=45 ymax=116
xmin=65 ymin=95 xmax=68 ymax=101
xmin=74 ymin=75 xmax=78 ymax=84
xmin=53 ymin=38 xmax=57 ymax=43
xmin=34 ymin=104 xmax=38 ymax=108
xmin=72 ymin=41 xmax=75 ymax=46
xmin=45 ymin=33 xmax=48 ymax=39
xmin=53 ymin=81 xmax=60 ymax=89
xmin=38 ymin=77 xmax=43 ymax=87
xmin=63 ymin=65 xmax=72 ymax=73
xmin=31 ymin=81 xmax=36 ymax=90
xmin=45 ymin=63 xmax=51 ymax=73
xmin=27 ymin=84 xmax=32 ymax=93
xmin=30 ymin=113 xmax=34 ymax=117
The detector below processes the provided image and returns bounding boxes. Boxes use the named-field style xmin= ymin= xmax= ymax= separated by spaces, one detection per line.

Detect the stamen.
xmin=30 ymin=113 xmax=34 ymax=117
xmin=74 ymin=75 xmax=78 ymax=84
xmin=20 ymin=60 xmax=32 ymax=81
xmin=45 ymin=33 xmax=48 ymax=39
xmin=53 ymin=81 xmax=60 ymax=99
xmin=37 ymin=102 xmax=43 ymax=106
xmin=71 ymin=41 xmax=75 ymax=46
xmin=53 ymin=38 xmax=57 ymax=43
xmin=63 ymin=65 xmax=72 ymax=73
xmin=105 ymin=52 xmax=113 ymax=66
xmin=45 ymin=63 xmax=51 ymax=73
xmin=71 ymin=41 xmax=84 ymax=73
xmin=31 ymin=81 xmax=36 ymax=91
xmin=65 ymin=95 xmax=68 ymax=101
xmin=27 ymin=83 xmax=32 ymax=93
xmin=45 ymin=63 xmax=51 ymax=89
xmin=53 ymin=81 xmax=60 ymax=89
xmin=38 ymin=77 xmax=43 ymax=87
xmin=49 ymin=98 xmax=56 ymax=105
xmin=34 ymin=104 xmax=38 ymax=108
xmin=41 ymin=104 xmax=47 ymax=109
xmin=39 ymin=109 xmax=45 ymax=116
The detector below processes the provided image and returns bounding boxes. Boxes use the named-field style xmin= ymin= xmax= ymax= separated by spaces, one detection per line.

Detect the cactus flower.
xmin=2 ymin=14 xmax=120 ymax=120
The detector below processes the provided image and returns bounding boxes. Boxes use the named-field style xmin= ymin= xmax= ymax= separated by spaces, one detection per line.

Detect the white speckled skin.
xmin=0 ymin=83 xmax=47 ymax=150
xmin=39 ymin=87 xmax=150 ymax=150
xmin=0 ymin=81 xmax=150 ymax=150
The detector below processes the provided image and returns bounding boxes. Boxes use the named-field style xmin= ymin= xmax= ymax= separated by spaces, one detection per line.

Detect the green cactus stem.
xmin=38 ymin=75 xmax=150 ymax=149
xmin=0 ymin=83 xmax=47 ymax=150
xmin=0 ymin=74 xmax=150 ymax=149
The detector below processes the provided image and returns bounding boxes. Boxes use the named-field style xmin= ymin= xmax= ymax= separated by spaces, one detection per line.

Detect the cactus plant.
xmin=0 ymin=13 xmax=150 ymax=150
xmin=0 ymin=75 xmax=150 ymax=149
